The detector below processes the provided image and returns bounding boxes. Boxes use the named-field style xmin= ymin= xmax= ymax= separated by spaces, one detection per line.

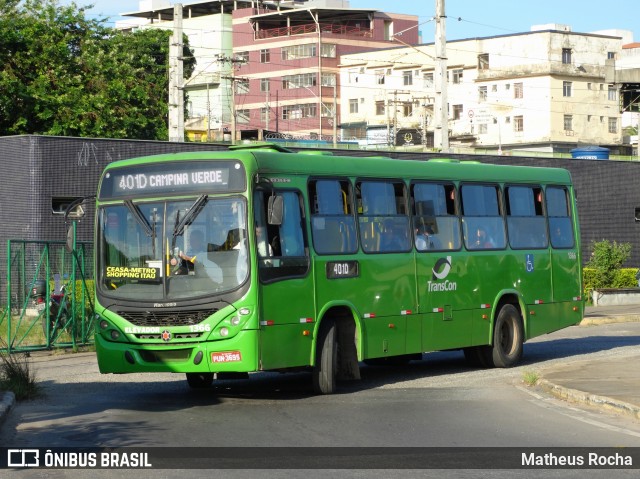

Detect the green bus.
xmin=94 ymin=145 xmax=583 ymax=394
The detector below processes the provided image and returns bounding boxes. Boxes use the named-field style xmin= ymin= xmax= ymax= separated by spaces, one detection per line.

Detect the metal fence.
xmin=1 ymin=239 xmax=94 ymax=353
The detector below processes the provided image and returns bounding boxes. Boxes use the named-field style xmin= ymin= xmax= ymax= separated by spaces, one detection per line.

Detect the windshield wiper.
xmin=124 ymin=200 xmax=153 ymax=237
xmin=172 ymin=194 xmax=208 ymax=237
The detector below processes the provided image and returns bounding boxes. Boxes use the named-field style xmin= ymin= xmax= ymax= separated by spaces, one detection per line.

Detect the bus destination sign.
xmin=99 ymin=161 xmax=246 ymax=199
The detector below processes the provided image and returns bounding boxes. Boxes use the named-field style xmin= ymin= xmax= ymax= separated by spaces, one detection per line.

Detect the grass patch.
xmin=0 ymin=338 xmax=41 ymax=400
xmin=522 ymin=370 xmax=539 ymax=387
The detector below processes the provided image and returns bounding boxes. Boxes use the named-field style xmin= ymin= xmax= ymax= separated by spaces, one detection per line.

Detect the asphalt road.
xmin=2 ymin=321 xmax=640 ymax=478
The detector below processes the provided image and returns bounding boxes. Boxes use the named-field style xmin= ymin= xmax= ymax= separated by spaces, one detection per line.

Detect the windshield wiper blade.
xmin=124 ymin=199 xmax=153 ymax=237
xmin=173 ymin=194 xmax=208 ymax=237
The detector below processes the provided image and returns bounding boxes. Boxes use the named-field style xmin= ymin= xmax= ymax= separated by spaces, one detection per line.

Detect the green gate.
xmin=1 ymin=233 xmax=94 ymax=353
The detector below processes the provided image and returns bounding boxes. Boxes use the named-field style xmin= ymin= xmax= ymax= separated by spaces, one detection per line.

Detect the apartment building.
xmin=120 ymin=0 xmax=418 ymax=143
xmin=339 ymin=25 xmax=634 ymax=154
xmin=231 ymin=2 xmax=418 ymax=142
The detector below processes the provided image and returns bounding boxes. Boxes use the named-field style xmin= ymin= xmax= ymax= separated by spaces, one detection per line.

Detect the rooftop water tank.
xmin=570 ymin=145 xmax=609 ymax=160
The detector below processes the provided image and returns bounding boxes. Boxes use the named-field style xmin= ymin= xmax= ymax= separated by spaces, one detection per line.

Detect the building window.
xmin=608 ymin=85 xmax=616 ymax=101
xmin=321 ymin=44 xmax=336 ymax=58
xmin=478 ymin=123 xmax=488 ymax=134
xmin=607 ymin=51 xmax=616 ymax=60
xmin=492 ymin=84 xmax=497 ymax=92
xmin=321 ymin=73 xmax=336 ymax=87
xmin=587 ymin=83 xmax=592 ymax=90
xmin=282 ymin=73 xmax=317 ymax=89
xmin=514 ymin=115 xmax=524 ymax=132
xmin=349 ymin=99 xmax=358 ymax=114
xmin=282 ymin=103 xmax=317 ymax=120
xmin=478 ymin=53 xmax=489 ymax=70
xmin=564 ymin=114 xmax=573 ymax=132
xmin=236 ymin=51 xmax=249 ymax=63
xmin=403 ymin=102 xmax=413 ymax=117
xmin=260 ymin=49 xmax=270 ymax=63
xmin=281 ymin=44 xmax=317 ymax=60
xmin=608 ymin=117 xmax=617 ymax=133
xmin=260 ymin=78 xmax=270 ymax=92
xmin=423 ymin=72 xmax=433 ymax=89
xmin=563 ymin=81 xmax=572 ymax=97
xmin=237 ymin=109 xmax=250 ymax=124
xmin=453 ymin=104 xmax=463 ymax=120
xmin=514 ymin=82 xmax=523 ymax=99
xmin=452 ymin=69 xmax=463 ymax=84
xmin=478 ymin=86 xmax=487 ymax=101
xmin=375 ymin=101 xmax=385 ymax=116
xmin=348 ymin=69 xmax=359 ymax=84
xmin=562 ymin=48 xmax=572 ymax=65
xmin=376 ymin=70 xmax=385 ymax=85
xmin=403 ymin=71 xmax=413 ymax=86
xmin=236 ymin=80 xmax=249 ymax=95
xmin=260 ymin=107 xmax=269 ymax=122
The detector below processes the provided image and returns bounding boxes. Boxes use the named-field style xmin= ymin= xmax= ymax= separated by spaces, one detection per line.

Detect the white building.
xmin=339 ymin=25 xmax=636 ymax=155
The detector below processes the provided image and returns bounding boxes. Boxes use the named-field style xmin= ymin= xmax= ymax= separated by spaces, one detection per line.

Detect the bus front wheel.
xmin=186 ymin=372 xmax=214 ymax=389
xmin=490 ymin=304 xmax=524 ymax=368
xmin=312 ymin=320 xmax=337 ymax=394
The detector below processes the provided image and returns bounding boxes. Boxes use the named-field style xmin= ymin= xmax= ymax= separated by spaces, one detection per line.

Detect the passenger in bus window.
xmin=473 ymin=225 xmax=496 ymax=249
xmin=415 ymin=224 xmax=435 ymax=251
xmin=179 ymin=229 xmax=223 ymax=282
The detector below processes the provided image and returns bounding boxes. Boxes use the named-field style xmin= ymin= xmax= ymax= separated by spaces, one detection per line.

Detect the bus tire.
xmin=491 ymin=304 xmax=524 ymax=368
xmin=312 ymin=320 xmax=337 ymax=394
xmin=186 ymin=372 xmax=214 ymax=389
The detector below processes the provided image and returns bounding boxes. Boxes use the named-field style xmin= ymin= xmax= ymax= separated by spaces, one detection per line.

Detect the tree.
xmin=0 ymin=0 xmax=195 ymax=140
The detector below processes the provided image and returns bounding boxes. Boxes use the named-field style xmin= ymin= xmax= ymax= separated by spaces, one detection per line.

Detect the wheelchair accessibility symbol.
xmin=525 ymin=254 xmax=534 ymax=273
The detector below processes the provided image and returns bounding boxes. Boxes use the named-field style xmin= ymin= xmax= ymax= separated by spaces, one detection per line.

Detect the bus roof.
xmin=102 ymin=148 xmax=573 ymax=186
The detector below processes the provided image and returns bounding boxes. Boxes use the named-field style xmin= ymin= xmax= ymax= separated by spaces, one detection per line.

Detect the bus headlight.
xmin=219 ymin=327 xmax=229 ymax=337
xmin=231 ymin=316 xmax=241 ymax=326
xmin=110 ymin=330 xmax=121 ymax=340
xmin=100 ymin=320 xmax=109 ymax=330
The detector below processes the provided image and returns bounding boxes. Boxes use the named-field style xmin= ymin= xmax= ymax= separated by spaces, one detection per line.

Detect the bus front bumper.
xmin=95 ymin=329 xmax=259 ymax=374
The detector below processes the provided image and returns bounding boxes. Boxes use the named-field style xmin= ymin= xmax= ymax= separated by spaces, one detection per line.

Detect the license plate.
xmin=211 ymin=351 xmax=242 ymax=363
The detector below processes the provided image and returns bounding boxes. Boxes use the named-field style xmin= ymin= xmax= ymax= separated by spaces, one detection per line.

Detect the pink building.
xmin=230 ymin=5 xmax=419 ymax=142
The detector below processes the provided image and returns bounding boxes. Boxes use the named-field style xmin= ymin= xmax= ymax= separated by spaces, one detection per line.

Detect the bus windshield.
xmin=98 ymin=197 xmax=248 ymax=301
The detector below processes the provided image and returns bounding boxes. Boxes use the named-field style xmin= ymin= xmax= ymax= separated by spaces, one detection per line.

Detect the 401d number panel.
xmin=326 ymin=261 xmax=359 ymax=279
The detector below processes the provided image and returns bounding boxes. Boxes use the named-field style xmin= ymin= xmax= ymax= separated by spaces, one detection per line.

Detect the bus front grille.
xmin=117 ymin=309 xmax=218 ymax=327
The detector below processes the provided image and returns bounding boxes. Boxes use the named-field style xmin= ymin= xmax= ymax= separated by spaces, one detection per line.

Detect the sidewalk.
xmin=1 ymin=305 xmax=639 ymax=428
xmin=535 ymin=304 xmax=640 ymax=420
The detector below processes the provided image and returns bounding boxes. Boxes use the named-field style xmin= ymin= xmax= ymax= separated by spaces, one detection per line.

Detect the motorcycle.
xmin=31 ymin=279 xmax=72 ymax=338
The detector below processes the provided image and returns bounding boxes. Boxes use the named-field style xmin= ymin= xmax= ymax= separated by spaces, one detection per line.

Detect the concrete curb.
xmin=0 ymin=391 xmax=15 ymax=427
xmin=537 ymin=378 xmax=640 ymax=421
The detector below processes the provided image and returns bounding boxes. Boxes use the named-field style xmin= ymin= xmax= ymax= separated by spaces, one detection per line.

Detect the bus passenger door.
xmin=548 ymin=187 xmax=583 ymax=330
xmin=254 ymin=189 xmax=315 ymax=370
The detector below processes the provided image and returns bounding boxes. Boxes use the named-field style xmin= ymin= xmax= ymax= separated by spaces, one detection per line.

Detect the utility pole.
xmin=434 ymin=0 xmax=449 ymax=152
xmin=216 ymin=54 xmax=246 ymax=144
xmin=168 ymin=4 xmax=184 ymax=142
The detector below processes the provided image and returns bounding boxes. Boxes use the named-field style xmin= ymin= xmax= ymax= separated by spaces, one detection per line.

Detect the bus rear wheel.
xmin=312 ymin=320 xmax=337 ymax=394
xmin=490 ymin=304 xmax=524 ymax=368
xmin=186 ymin=372 xmax=214 ymax=389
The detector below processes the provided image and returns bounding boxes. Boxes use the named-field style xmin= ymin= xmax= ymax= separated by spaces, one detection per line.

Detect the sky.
xmin=70 ymin=0 xmax=638 ymax=42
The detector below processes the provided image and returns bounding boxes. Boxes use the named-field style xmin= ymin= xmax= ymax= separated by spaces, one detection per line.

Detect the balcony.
xmin=256 ymin=22 xmax=372 ymax=40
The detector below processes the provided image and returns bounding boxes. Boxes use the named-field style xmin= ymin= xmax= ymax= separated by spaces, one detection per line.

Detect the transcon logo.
xmin=432 ymin=256 xmax=452 ymax=280
xmin=428 ymin=256 xmax=457 ymax=292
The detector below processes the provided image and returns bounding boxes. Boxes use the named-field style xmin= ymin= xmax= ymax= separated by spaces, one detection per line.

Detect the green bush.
xmin=585 ymin=240 xmax=631 ymax=289
xmin=583 ymin=267 xmax=639 ymax=300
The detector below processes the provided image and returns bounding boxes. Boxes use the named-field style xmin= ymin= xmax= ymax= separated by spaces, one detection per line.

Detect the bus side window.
xmin=547 ymin=186 xmax=574 ymax=249
xmin=461 ymin=183 xmax=506 ymax=250
xmin=411 ymin=182 xmax=460 ymax=251
xmin=309 ymin=179 xmax=357 ymax=255
xmin=505 ymin=185 xmax=547 ymax=249
xmin=254 ymin=189 xmax=310 ymax=282
xmin=357 ymin=180 xmax=410 ymax=253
